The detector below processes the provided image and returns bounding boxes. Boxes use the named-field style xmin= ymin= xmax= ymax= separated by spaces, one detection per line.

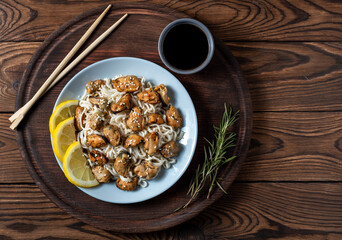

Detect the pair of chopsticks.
xmin=9 ymin=4 xmax=128 ymax=130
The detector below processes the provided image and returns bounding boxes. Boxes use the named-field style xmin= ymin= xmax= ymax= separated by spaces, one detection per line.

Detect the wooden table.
xmin=1 ymin=0 xmax=342 ymax=239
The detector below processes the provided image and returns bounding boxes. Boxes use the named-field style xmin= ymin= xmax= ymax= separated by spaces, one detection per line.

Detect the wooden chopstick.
xmin=44 ymin=13 xmax=129 ymax=95
xmin=9 ymin=12 xmax=128 ymax=130
xmin=9 ymin=4 xmax=112 ymax=124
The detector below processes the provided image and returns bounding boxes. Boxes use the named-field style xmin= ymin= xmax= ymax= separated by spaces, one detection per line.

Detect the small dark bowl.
xmin=158 ymin=18 xmax=215 ymax=75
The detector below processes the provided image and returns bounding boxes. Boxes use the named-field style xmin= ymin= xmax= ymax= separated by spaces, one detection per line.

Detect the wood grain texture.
xmin=0 ymin=183 xmax=341 ymax=239
xmin=2 ymin=0 xmax=342 ymax=41
xmin=1 ymin=0 xmax=341 ymax=238
xmin=174 ymin=0 xmax=342 ymax=41
xmin=0 ymin=114 xmax=32 ymax=183
xmin=3 ymin=41 xmax=342 ymax=112
xmin=200 ymin=182 xmax=342 ymax=239
xmin=0 ymin=42 xmax=40 ymax=112
xmin=228 ymin=41 xmax=342 ymax=111
xmin=238 ymin=111 xmax=342 ymax=181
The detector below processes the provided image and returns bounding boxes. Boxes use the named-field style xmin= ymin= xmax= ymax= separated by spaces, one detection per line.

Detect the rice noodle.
xmin=76 ymin=76 xmax=181 ymax=189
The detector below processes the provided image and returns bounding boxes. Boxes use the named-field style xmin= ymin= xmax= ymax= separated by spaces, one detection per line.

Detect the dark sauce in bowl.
xmin=163 ymin=24 xmax=209 ymax=70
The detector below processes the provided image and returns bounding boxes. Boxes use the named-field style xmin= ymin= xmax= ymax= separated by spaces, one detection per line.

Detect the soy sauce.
xmin=163 ymin=24 xmax=209 ymax=70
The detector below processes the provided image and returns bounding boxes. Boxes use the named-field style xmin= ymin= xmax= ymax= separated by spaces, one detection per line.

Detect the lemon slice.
xmin=49 ymin=100 xmax=78 ymax=133
xmin=52 ymin=117 xmax=76 ymax=161
xmin=63 ymin=141 xmax=99 ymax=188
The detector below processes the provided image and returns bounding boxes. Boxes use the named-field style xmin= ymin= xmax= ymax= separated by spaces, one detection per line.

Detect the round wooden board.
xmin=16 ymin=2 xmax=252 ymax=233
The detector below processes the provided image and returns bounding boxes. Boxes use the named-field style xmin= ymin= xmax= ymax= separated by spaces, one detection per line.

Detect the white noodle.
xmin=76 ymin=75 xmax=181 ymax=188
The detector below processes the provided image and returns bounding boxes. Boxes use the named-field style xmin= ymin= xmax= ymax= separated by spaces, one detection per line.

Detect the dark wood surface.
xmin=15 ymin=3 xmax=252 ymax=232
xmin=1 ymin=0 xmax=342 ymax=239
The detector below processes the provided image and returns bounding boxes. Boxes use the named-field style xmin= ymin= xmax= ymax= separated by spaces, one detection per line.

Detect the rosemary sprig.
xmin=182 ymin=104 xmax=239 ymax=209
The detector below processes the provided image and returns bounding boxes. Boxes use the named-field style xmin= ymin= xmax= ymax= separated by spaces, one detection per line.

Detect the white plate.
xmin=51 ymin=57 xmax=198 ymax=204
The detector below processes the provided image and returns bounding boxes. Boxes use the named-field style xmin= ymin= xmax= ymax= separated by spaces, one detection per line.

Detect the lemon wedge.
xmin=49 ymin=100 xmax=78 ymax=133
xmin=52 ymin=117 xmax=76 ymax=161
xmin=63 ymin=141 xmax=99 ymax=188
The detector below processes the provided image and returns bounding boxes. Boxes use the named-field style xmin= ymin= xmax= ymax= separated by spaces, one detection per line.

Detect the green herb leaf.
xmin=179 ymin=104 xmax=239 ymax=210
